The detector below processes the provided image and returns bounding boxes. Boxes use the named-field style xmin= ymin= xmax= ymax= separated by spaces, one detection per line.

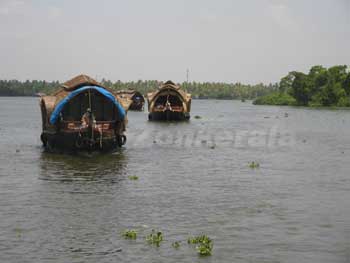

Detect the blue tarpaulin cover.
xmin=50 ymin=86 xmax=126 ymax=124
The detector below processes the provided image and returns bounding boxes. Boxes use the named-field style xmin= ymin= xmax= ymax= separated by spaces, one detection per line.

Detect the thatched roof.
xmin=42 ymin=74 xmax=132 ymax=113
xmin=52 ymin=74 xmax=103 ymax=96
xmin=162 ymin=80 xmax=180 ymax=89
xmin=147 ymin=80 xmax=191 ymax=103
xmin=61 ymin=74 xmax=102 ymax=91
xmin=51 ymin=74 xmax=103 ymax=98
xmin=116 ymin=89 xmax=138 ymax=95
xmin=116 ymin=90 xmax=144 ymax=101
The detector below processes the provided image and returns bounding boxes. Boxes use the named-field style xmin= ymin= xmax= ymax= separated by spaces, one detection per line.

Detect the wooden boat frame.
xmin=39 ymin=75 xmax=132 ymax=153
xmin=147 ymin=81 xmax=191 ymax=121
xmin=116 ymin=90 xmax=145 ymax=111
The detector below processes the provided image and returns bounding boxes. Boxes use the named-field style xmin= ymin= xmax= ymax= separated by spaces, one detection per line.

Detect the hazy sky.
xmin=0 ymin=0 xmax=349 ymax=84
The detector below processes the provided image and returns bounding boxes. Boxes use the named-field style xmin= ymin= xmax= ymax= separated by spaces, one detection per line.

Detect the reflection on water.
xmin=39 ymin=151 xmax=128 ymax=182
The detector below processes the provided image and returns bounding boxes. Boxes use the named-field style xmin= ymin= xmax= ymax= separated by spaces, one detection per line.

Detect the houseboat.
xmin=147 ymin=81 xmax=191 ymax=121
xmin=39 ymin=75 xmax=131 ymax=153
xmin=116 ymin=90 xmax=145 ymax=111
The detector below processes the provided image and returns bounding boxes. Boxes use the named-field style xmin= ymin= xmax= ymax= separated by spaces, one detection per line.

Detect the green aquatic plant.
xmin=146 ymin=230 xmax=163 ymax=246
xmin=172 ymin=241 xmax=181 ymax=249
xmin=196 ymin=242 xmax=213 ymax=256
xmin=122 ymin=229 xmax=137 ymax=239
xmin=128 ymin=175 xmax=139 ymax=180
xmin=188 ymin=235 xmax=213 ymax=256
xmin=14 ymin=228 xmax=22 ymax=238
xmin=187 ymin=235 xmax=211 ymax=245
xmin=249 ymin=161 xmax=260 ymax=169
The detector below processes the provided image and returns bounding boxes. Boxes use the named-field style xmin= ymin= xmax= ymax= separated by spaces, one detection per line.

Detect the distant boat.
xmin=147 ymin=81 xmax=191 ymax=121
xmin=116 ymin=90 xmax=145 ymax=111
xmin=39 ymin=74 xmax=131 ymax=153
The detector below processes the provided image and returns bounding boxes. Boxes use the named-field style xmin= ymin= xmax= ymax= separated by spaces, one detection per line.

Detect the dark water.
xmin=0 ymin=97 xmax=349 ymax=263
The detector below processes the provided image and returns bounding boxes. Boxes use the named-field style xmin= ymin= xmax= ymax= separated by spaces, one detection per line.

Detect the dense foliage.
xmin=106 ymin=80 xmax=276 ymax=100
xmin=0 ymin=78 xmax=276 ymax=100
xmin=2 ymin=65 xmax=348 ymax=105
xmin=0 ymin=80 xmax=59 ymax=96
xmin=253 ymin=92 xmax=296 ymax=106
xmin=254 ymin=65 xmax=350 ymax=107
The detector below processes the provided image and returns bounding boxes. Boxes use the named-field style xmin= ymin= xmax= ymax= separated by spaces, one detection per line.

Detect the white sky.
xmin=0 ymin=0 xmax=349 ymax=84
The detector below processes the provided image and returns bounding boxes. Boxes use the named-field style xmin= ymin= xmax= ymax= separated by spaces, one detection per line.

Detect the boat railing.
xmin=61 ymin=120 xmax=116 ymax=130
xmin=153 ymin=105 xmax=183 ymax=112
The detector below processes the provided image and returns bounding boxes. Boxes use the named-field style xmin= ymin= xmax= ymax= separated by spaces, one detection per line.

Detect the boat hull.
xmin=148 ymin=110 xmax=190 ymax=121
xmin=40 ymin=131 xmax=126 ymax=153
xmin=129 ymin=102 xmax=144 ymax=111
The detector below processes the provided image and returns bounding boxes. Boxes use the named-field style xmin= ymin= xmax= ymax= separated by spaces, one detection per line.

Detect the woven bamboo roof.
xmin=61 ymin=74 xmax=102 ymax=91
xmin=116 ymin=89 xmax=137 ymax=95
xmin=116 ymin=90 xmax=145 ymax=101
xmin=44 ymin=74 xmax=132 ymax=111
xmin=147 ymin=80 xmax=191 ymax=103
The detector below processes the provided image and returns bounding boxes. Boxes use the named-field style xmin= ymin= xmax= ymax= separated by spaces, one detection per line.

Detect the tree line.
xmin=0 ymin=79 xmax=276 ymax=100
xmin=0 ymin=80 xmax=59 ymax=96
xmin=254 ymin=65 xmax=350 ymax=107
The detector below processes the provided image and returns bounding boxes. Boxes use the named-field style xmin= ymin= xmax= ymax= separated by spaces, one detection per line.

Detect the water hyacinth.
xmin=187 ymin=235 xmax=211 ymax=244
xmin=171 ymin=241 xmax=181 ymax=249
xmin=196 ymin=242 xmax=213 ymax=256
xmin=249 ymin=161 xmax=260 ymax=169
xmin=146 ymin=230 xmax=163 ymax=246
xmin=187 ymin=235 xmax=213 ymax=256
xmin=122 ymin=229 xmax=137 ymax=239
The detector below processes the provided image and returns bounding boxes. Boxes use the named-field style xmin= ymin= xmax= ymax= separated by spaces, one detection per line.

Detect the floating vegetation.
xmin=197 ymin=242 xmax=213 ymax=256
xmin=146 ymin=230 xmax=163 ymax=246
xmin=188 ymin=235 xmax=213 ymax=256
xmin=14 ymin=227 xmax=22 ymax=238
xmin=194 ymin=115 xmax=202 ymax=119
xmin=187 ymin=235 xmax=211 ymax=244
xmin=249 ymin=161 xmax=260 ymax=169
xmin=172 ymin=241 xmax=181 ymax=249
xmin=120 ymin=229 xmax=214 ymax=256
xmin=122 ymin=229 xmax=137 ymax=240
xmin=128 ymin=175 xmax=139 ymax=180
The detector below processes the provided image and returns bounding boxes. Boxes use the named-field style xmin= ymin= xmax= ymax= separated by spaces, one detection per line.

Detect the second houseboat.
xmin=147 ymin=81 xmax=191 ymax=121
